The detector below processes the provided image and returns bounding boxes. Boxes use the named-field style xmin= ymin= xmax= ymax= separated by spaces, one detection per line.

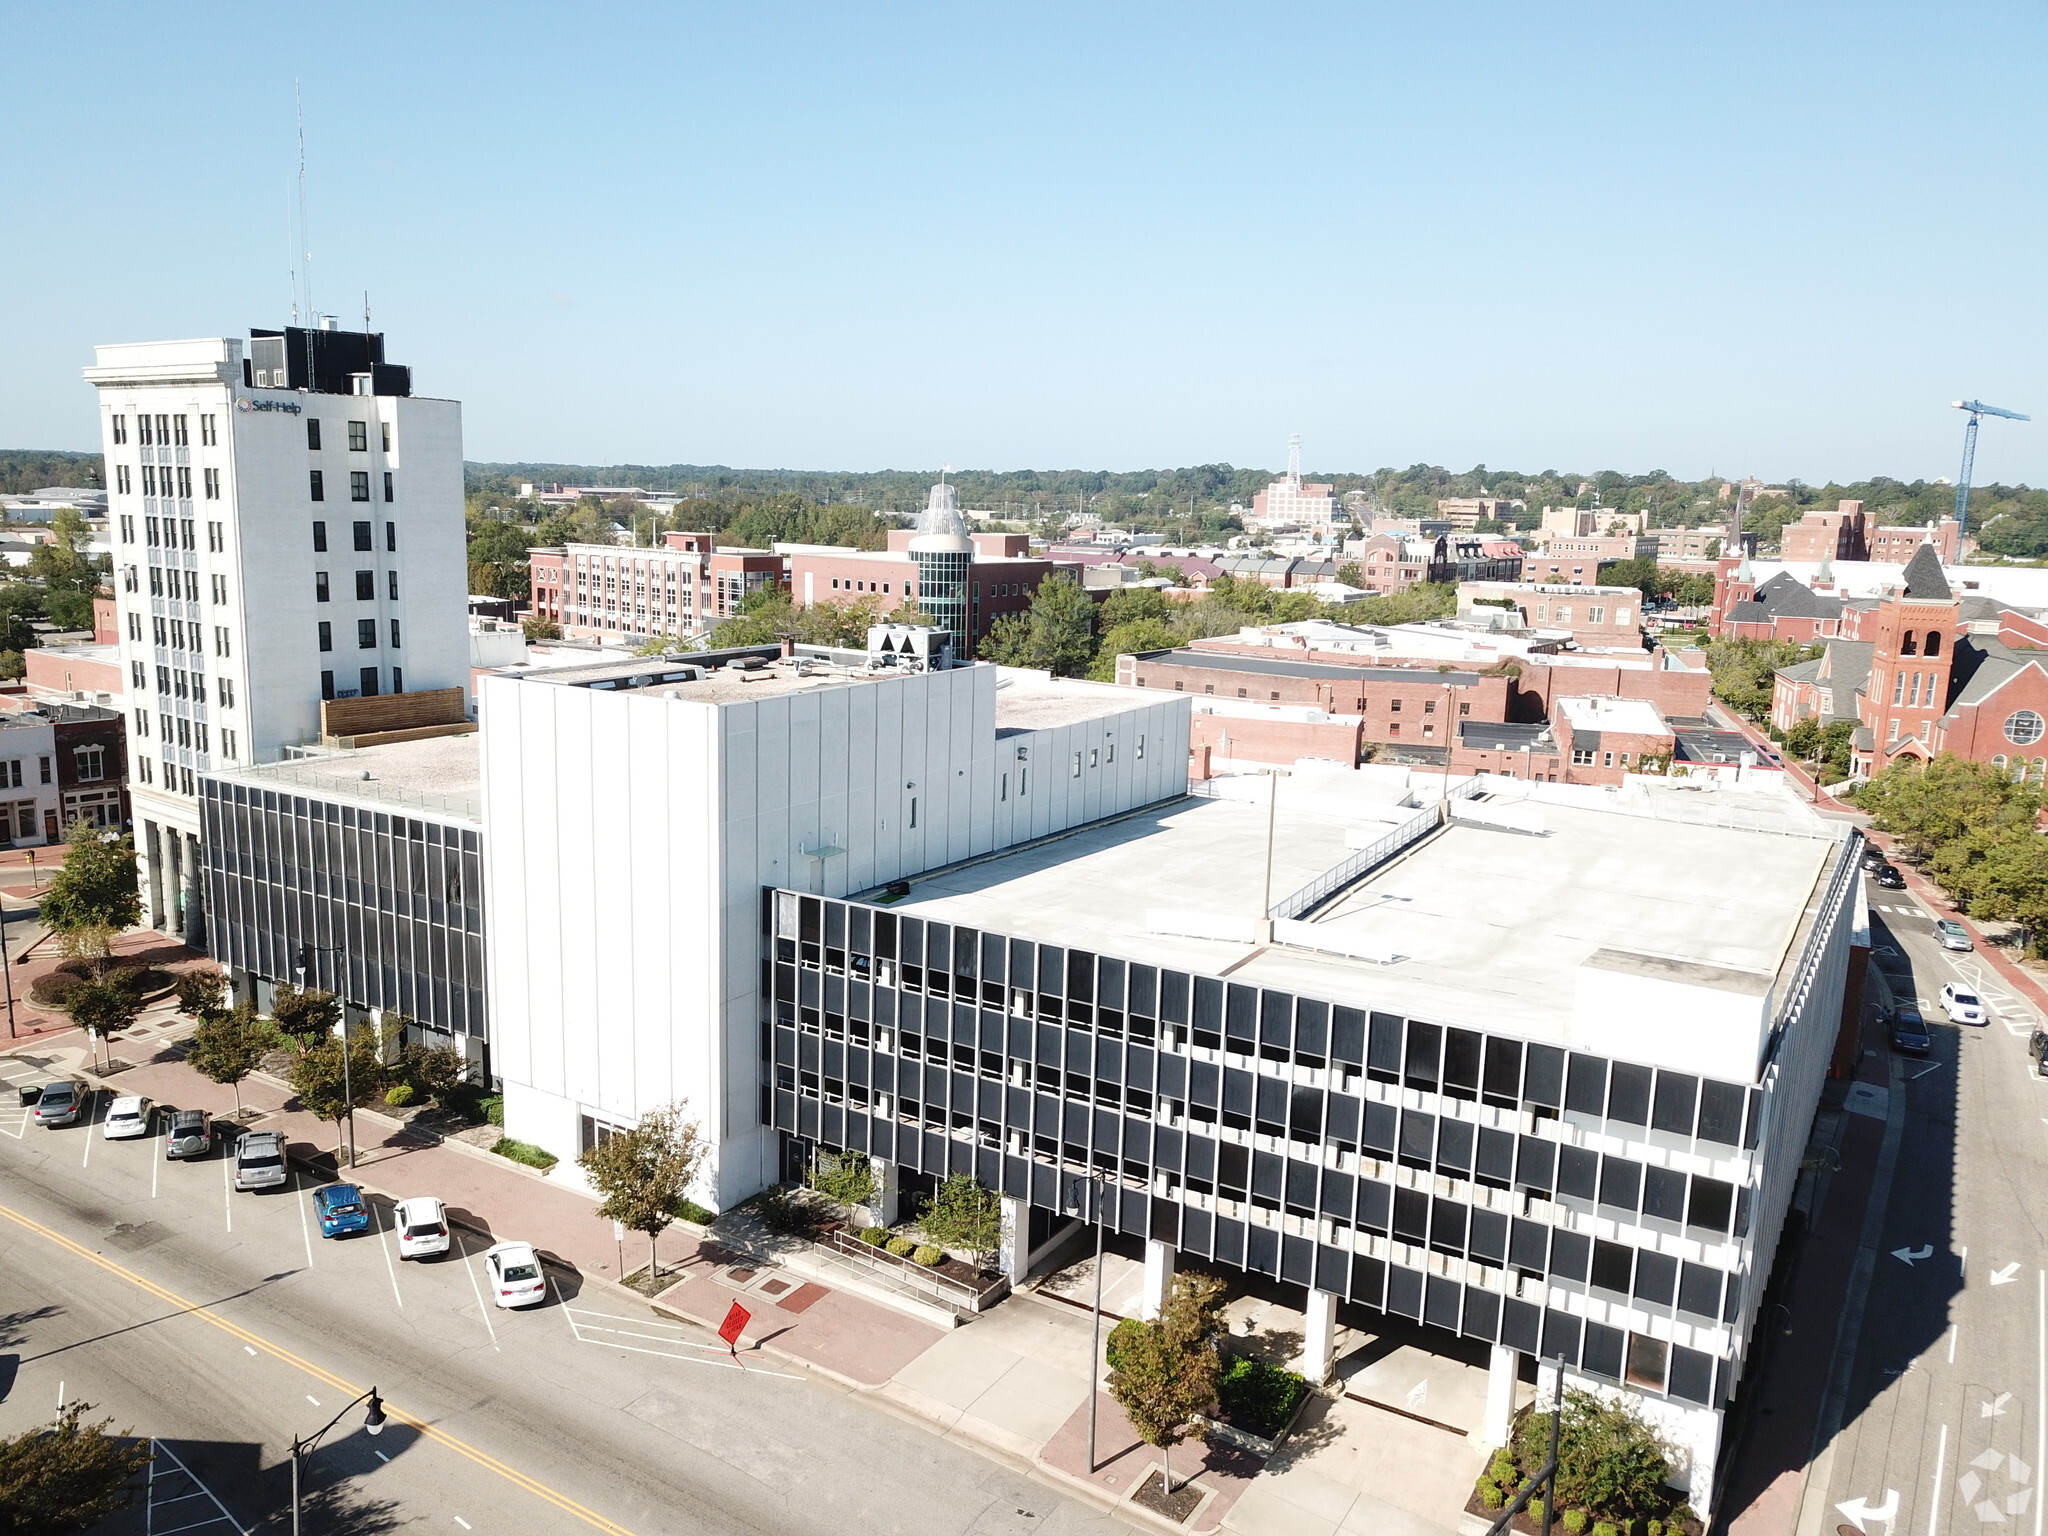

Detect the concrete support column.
xmin=999 ymin=1194 xmax=1029 ymax=1285
xmin=182 ymin=832 xmax=206 ymax=950
xmin=869 ymin=1158 xmax=900 ymax=1228
xmin=1139 ymin=1238 xmax=1176 ymax=1320
xmin=142 ymin=821 xmax=167 ymax=930
xmin=1302 ymin=1286 xmax=1338 ymax=1385
xmin=1482 ymin=1345 xmax=1521 ymax=1450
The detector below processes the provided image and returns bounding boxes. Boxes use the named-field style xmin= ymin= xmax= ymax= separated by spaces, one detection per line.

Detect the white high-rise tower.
xmin=85 ymin=323 xmax=469 ymax=942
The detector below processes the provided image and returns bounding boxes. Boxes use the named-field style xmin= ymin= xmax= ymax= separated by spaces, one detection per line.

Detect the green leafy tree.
xmin=186 ymin=1001 xmax=275 ymax=1111
xmin=466 ymin=517 xmax=533 ymax=598
xmin=1335 ymin=562 xmax=1365 ymax=588
xmin=977 ymin=574 xmax=1097 ymax=676
xmin=1512 ymin=1389 xmax=1675 ymax=1524
xmin=532 ymin=504 xmax=616 ymax=550
xmin=287 ymin=1022 xmax=388 ymax=1158
xmin=1702 ymin=637 xmax=1819 ymax=721
xmin=268 ymin=983 xmax=342 ymax=1045
xmin=1673 ymin=573 xmax=1717 ymax=607
xmin=39 ymin=821 xmax=140 ymax=967
xmin=0 ymin=1400 xmax=152 ymax=1535
xmin=1856 ymin=754 xmax=2043 ymax=861
xmin=577 ymin=1100 xmax=709 ymax=1279
xmin=1098 ymin=586 xmax=1173 ymax=629
xmin=804 ymin=1149 xmax=877 ymax=1209
xmin=1105 ymin=1272 xmax=1227 ymax=1493
xmin=69 ymin=974 xmax=142 ymax=1072
xmin=172 ymin=965 xmax=228 ymax=1020
xmin=917 ymin=1172 xmax=1002 ymax=1262
xmin=0 ymin=586 xmax=43 ymax=654
xmin=520 ymin=614 xmax=561 ymax=642
xmin=1088 ymin=618 xmax=1184 ymax=681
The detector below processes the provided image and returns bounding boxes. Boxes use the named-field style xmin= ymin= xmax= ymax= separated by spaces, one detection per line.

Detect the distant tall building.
xmin=1250 ymin=435 xmax=1340 ymax=533
xmin=907 ymin=480 xmax=974 ymax=656
xmin=85 ymin=323 xmax=469 ymax=942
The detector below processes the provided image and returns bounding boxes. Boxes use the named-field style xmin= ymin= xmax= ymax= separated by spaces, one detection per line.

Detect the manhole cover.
xmin=727 ymin=1267 xmax=757 ymax=1283
xmin=106 ymin=1221 xmax=171 ymax=1252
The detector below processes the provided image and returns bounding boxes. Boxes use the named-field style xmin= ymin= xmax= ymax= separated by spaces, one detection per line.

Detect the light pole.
xmin=1257 ymin=767 xmax=1289 ymax=934
xmin=1065 ymin=1173 xmax=1108 ymax=1474
xmin=290 ymin=1385 xmax=385 ymax=1535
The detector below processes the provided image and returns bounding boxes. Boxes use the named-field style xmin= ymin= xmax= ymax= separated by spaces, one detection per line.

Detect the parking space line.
xmin=80 ymin=1088 xmax=98 ymax=1169
xmin=560 ymin=1301 xmax=801 ymax=1378
xmin=151 ymin=1119 xmax=160 ymax=1198
xmin=374 ymin=1199 xmax=403 ymax=1308
xmin=464 ymin=1255 xmax=499 ymax=1348
xmin=146 ymin=1437 xmax=251 ymax=1535
xmin=221 ymin=1148 xmax=231 ymax=1233
xmin=294 ymin=1170 xmax=314 ymax=1270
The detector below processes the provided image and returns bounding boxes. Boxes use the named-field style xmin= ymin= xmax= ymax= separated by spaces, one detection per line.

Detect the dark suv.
xmin=1875 ymin=864 xmax=1906 ymax=889
xmin=2030 ymin=1032 xmax=2048 ymax=1078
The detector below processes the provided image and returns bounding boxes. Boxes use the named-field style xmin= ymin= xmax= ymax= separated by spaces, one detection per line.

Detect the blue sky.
xmin=5 ymin=3 xmax=2046 ymax=483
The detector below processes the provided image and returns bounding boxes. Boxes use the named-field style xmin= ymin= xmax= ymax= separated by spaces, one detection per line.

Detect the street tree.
xmin=917 ymin=1173 xmax=1002 ymax=1264
xmin=172 ymin=965 xmax=228 ymax=1021
xmin=38 ymin=821 xmax=139 ymax=970
xmin=186 ymin=1002 xmax=275 ymax=1112
xmin=287 ymin=1023 xmax=387 ymax=1158
xmin=1105 ymin=1272 xmax=1227 ymax=1493
xmin=0 ymin=1400 xmax=152 ymax=1536
xmin=577 ymin=1100 xmax=709 ymax=1280
xmin=68 ymin=974 xmax=142 ymax=1072
xmin=268 ymin=983 xmax=342 ymax=1045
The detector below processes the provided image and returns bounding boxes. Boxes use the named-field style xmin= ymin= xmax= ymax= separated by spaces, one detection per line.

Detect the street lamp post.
xmin=1065 ymin=1173 xmax=1108 ymax=1474
xmin=290 ymin=1386 xmax=386 ymax=1535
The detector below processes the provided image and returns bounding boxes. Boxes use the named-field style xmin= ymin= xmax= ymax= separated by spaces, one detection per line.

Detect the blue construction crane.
xmin=1951 ymin=399 xmax=2030 ymax=534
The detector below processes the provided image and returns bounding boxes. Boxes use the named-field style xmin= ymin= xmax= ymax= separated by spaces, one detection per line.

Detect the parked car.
xmin=102 ymin=1095 xmax=154 ymax=1140
xmin=233 ymin=1130 xmax=288 ymax=1191
xmin=1888 ymin=1007 xmax=1932 ymax=1055
xmin=1939 ymin=983 xmax=1988 ymax=1025
xmin=1936 ymin=919 xmax=1974 ymax=952
xmin=312 ymin=1184 xmax=372 ymax=1238
xmin=31 ymin=1080 xmax=88 ymax=1129
xmin=1861 ymin=846 xmax=1888 ymax=872
xmin=164 ymin=1108 xmax=213 ymax=1160
xmin=2030 ymin=1032 xmax=2048 ymax=1078
xmin=394 ymin=1197 xmax=451 ymax=1260
xmin=483 ymin=1241 xmax=547 ymax=1308
xmin=1875 ymin=865 xmax=1906 ymax=890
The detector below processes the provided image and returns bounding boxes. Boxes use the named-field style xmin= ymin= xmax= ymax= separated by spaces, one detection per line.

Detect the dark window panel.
xmin=1435 ymin=1118 xmax=1474 ymax=1177
xmin=1590 ymin=1239 xmax=1633 ymax=1293
xmin=1442 ymin=1028 xmax=1482 ymax=1098
xmin=1295 ymin=999 xmax=1328 ymax=1059
xmin=1522 ymin=1043 xmax=1565 ymax=1108
xmin=1668 ymin=1345 xmax=1715 ymax=1405
xmin=1643 ymin=1165 xmax=1687 ymax=1223
xmin=1387 ymin=1265 xmax=1424 ymax=1321
xmin=1363 ymin=1101 xmax=1397 ymax=1158
xmin=1606 ymin=1062 xmax=1652 ymax=1126
xmin=1515 ymin=1136 xmax=1556 ymax=1196
xmin=1367 ymin=1012 xmax=1402 ymax=1080
xmin=1508 ymin=1218 xmax=1548 ymax=1272
xmin=1688 ymin=1176 xmax=1734 ymax=1235
xmin=1633 ymin=1249 xmax=1678 ymax=1306
xmin=1652 ymin=1071 xmax=1699 ymax=1136
xmin=1404 ymin=1021 xmax=1442 ymax=1090
xmin=1476 ymin=1127 xmax=1515 ymax=1187
xmin=1565 ymin=1053 xmax=1607 ymax=1115
xmin=1548 ymin=1229 xmax=1590 ymax=1283
xmin=1398 ymin=1110 xmax=1435 ymax=1169
xmin=1356 ymin=1179 xmax=1392 ymax=1234
xmin=1557 ymin=1144 xmax=1599 ymax=1202
xmin=1582 ymin=1321 xmax=1625 ymax=1380
xmin=1501 ymin=1298 xmax=1542 ymax=1354
xmin=1424 ymin=1275 xmax=1462 ymax=1331
xmin=1541 ymin=1310 xmax=1582 ymax=1368
xmin=1697 ymin=1079 xmax=1744 ymax=1145
xmin=1429 ymin=1197 xmax=1467 ymax=1255
xmin=1482 ymin=1036 xmax=1523 ymax=1105
xmin=1224 ymin=983 xmax=1256 ymax=1045
xmin=1678 ymin=1262 xmax=1723 ymax=1319
xmin=1392 ymin=1187 xmax=1429 ymax=1243
xmin=1160 ymin=971 xmax=1190 ymax=1024
xmin=1468 ymin=1208 xmax=1509 ymax=1264
xmin=1332 ymin=1006 xmax=1366 ymax=1067
xmin=1598 ymin=1156 xmax=1642 ymax=1215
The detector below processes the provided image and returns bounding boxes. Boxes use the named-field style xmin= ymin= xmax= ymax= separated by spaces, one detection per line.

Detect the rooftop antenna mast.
xmin=296 ymin=82 xmax=313 ymax=324
xmin=1286 ymin=433 xmax=1303 ymax=489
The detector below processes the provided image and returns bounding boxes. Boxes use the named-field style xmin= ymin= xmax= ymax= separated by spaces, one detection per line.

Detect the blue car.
xmin=313 ymin=1184 xmax=371 ymax=1238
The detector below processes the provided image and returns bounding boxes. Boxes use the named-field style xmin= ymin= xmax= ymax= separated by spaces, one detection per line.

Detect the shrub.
xmin=29 ymin=973 xmax=84 ymax=1008
xmin=1487 ymin=1450 xmax=1516 ymax=1485
xmin=1527 ymin=1497 xmax=1546 ymax=1528
xmin=1593 ymin=1524 xmax=1618 ymax=1536
xmin=483 ymin=1095 xmax=505 ymax=1126
xmin=806 ymin=1150 xmax=876 ymax=1208
xmin=491 ymin=1137 xmax=557 ymax=1170
xmin=1478 ymin=1478 xmax=1504 ymax=1511
xmin=677 ymin=1198 xmax=715 ymax=1226
xmin=859 ymin=1226 xmax=888 ymax=1246
xmin=912 ymin=1244 xmax=943 ymax=1267
xmin=385 ymin=1084 xmax=415 ymax=1108
xmin=886 ymin=1234 xmax=916 ymax=1257
xmin=757 ymin=1186 xmax=821 ymax=1238
xmin=1105 ymin=1316 xmax=1146 ymax=1374
xmin=1513 ymin=1390 xmax=1675 ymax=1524
xmin=1648 ymin=1522 xmax=1664 ymax=1536
xmin=1216 ymin=1355 xmax=1311 ymax=1437
xmin=1562 ymin=1511 xmax=1588 ymax=1535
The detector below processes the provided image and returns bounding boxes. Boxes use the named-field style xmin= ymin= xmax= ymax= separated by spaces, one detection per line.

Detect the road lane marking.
xmin=307 ymin=1395 xmax=320 ymax=1406
xmin=374 ymin=1199 xmax=403 ymax=1308
xmin=222 ymin=1146 xmax=231 ymax=1233
xmin=560 ymin=1303 xmax=801 ymax=1379
xmin=1951 ymin=1324 xmax=1961 ymax=1364
xmin=2038 ymin=1268 xmax=2045 ymax=1536
xmin=80 ymin=1088 xmax=97 ymax=1168
xmin=455 ymin=1520 xmax=472 ymax=1531
xmin=0 ymin=1199 xmax=640 ymax=1535
xmin=148 ymin=1438 xmax=251 ymax=1536
xmin=1930 ymin=1421 xmax=1949 ymax=1535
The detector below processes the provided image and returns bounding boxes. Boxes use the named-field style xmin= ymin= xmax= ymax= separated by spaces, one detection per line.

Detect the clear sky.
xmin=5 ymin=3 xmax=2046 ymax=484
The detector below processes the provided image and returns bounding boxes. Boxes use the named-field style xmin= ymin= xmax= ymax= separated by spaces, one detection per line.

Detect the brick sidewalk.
xmin=14 ymin=1025 xmax=1257 ymax=1533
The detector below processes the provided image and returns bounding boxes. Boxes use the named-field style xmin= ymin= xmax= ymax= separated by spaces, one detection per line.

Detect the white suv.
xmin=1940 ymin=983 xmax=1988 ymax=1025
xmin=394 ymin=1197 xmax=451 ymax=1260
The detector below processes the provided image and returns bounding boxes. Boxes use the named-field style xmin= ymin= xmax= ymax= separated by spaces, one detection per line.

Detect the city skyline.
xmin=5 ymin=4 xmax=2047 ymax=484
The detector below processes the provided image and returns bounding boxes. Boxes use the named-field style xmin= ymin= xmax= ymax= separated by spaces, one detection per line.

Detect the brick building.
xmin=1452 ymin=696 xmax=1674 ymax=787
xmin=528 ymin=533 xmax=783 ymax=642
xmin=782 ymin=530 xmax=1059 ymax=654
xmin=1459 ymin=581 xmax=1646 ymax=652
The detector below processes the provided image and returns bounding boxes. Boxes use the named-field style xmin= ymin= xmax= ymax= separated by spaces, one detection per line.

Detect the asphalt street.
xmin=0 ymin=1084 xmax=1120 ymax=1536
xmin=1816 ymin=880 xmax=2048 ymax=1536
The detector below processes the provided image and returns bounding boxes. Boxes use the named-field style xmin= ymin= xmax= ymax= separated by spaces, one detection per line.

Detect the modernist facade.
xmin=200 ymin=734 xmax=486 ymax=1068
xmin=763 ymin=776 xmax=1858 ymax=1513
xmin=85 ymin=324 xmax=470 ymax=943
xmin=481 ymin=644 xmax=1192 ymax=1206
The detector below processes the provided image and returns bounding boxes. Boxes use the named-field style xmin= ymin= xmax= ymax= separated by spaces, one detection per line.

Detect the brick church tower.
xmin=1860 ymin=544 xmax=1960 ymax=770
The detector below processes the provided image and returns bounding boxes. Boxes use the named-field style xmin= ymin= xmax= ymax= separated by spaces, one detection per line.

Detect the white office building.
xmin=85 ymin=323 xmax=469 ymax=942
xmin=481 ymin=647 xmax=1192 ymax=1206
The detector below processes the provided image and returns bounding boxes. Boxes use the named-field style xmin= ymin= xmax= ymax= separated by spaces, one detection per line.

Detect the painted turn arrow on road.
xmin=1990 ymin=1261 xmax=2023 ymax=1285
xmin=1893 ymin=1244 xmax=1935 ymax=1265
xmin=1835 ymin=1488 xmax=1899 ymax=1531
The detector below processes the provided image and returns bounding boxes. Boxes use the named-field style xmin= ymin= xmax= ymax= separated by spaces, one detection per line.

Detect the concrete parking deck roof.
xmin=892 ymin=773 xmax=1842 ymax=1044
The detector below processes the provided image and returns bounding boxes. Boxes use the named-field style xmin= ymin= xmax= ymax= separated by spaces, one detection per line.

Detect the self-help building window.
xmin=200 ymin=414 xmax=217 ymax=446
xmin=383 ymin=472 xmax=394 ymax=502
xmin=354 ymin=521 xmax=373 ymax=552
xmin=350 ymin=472 xmax=370 ymax=502
xmin=112 ymin=414 xmax=128 ymax=444
xmin=173 ymin=415 xmax=189 ymax=446
xmin=355 ymin=570 xmax=374 ymax=601
xmin=307 ymin=419 xmax=322 ymax=450
xmin=309 ymin=470 xmax=325 ymax=502
xmin=358 ymin=619 xmax=376 ymax=649
xmin=316 ymin=572 xmax=330 ymax=602
xmin=203 ymin=468 xmax=220 ymax=499
xmin=313 ymin=521 xmax=328 ymax=552
xmin=348 ymin=420 xmax=368 ymax=451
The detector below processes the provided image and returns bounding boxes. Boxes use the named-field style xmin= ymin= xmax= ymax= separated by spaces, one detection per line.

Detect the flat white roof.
xmin=1557 ymin=696 xmax=1667 ymax=734
xmin=892 ymin=772 xmax=1840 ymax=1048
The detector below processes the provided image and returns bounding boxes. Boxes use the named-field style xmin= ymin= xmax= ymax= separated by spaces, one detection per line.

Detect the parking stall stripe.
xmin=0 ymin=1200 xmax=637 ymax=1536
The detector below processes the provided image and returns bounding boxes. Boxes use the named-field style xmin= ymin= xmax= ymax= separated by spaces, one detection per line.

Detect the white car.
xmin=483 ymin=1241 xmax=546 ymax=1308
xmin=102 ymin=1095 xmax=154 ymax=1140
xmin=1940 ymin=983 xmax=1988 ymax=1025
xmin=394 ymin=1196 xmax=451 ymax=1260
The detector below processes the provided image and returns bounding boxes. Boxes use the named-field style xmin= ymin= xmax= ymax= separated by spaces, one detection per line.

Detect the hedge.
xmin=491 ymin=1137 xmax=557 ymax=1170
xmin=1217 ymin=1356 xmax=1311 ymax=1438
